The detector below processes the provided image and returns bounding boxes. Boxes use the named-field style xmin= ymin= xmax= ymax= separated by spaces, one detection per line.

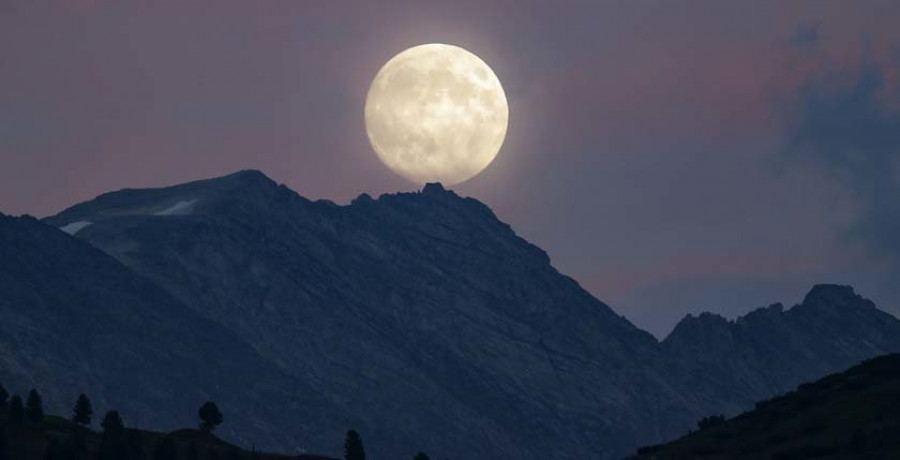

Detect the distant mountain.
xmin=631 ymin=353 xmax=900 ymax=459
xmin=662 ymin=285 xmax=900 ymax=415
xmin=0 ymin=170 xmax=896 ymax=458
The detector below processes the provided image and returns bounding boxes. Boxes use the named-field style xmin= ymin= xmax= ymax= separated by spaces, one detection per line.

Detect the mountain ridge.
xmin=0 ymin=169 xmax=896 ymax=458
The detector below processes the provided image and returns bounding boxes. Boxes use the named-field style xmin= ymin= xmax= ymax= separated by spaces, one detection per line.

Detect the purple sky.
xmin=2 ymin=1 xmax=900 ymax=337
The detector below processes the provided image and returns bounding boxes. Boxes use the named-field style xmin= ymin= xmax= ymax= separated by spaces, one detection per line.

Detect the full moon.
xmin=364 ymin=44 xmax=509 ymax=185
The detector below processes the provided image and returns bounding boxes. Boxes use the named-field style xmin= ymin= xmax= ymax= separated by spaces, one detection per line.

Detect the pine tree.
xmin=198 ymin=401 xmax=223 ymax=433
xmin=7 ymin=396 xmax=24 ymax=426
xmin=101 ymin=411 xmax=126 ymax=460
xmin=101 ymin=411 xmax=124 ymax=437
xmin=413 ymin=453 xmax=430 ymax=460
xmin=151 ymin=437 xmax=176 ymax=460
xmin=72 ymin=394 xmax=93 ymax=427
xmin=26 ymin=389 xmax=44 ymax=424
xmin=0 ymin=384 xmax=8 ymax=410
xmin=697 ymin=414 xmax=726 ymax=430
xmin=344 ymin=429 xmax=365 ymax=460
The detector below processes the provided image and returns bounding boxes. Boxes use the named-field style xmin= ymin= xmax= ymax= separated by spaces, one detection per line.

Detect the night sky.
xmin=2 ymin=1 xmax=899 ymax=337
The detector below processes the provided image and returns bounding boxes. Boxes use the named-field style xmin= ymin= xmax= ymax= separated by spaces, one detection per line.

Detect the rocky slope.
xmin=0 ymin=169 xmax=895 ymax=458
xmin=0 ymin=212 xmax=352 ymax=454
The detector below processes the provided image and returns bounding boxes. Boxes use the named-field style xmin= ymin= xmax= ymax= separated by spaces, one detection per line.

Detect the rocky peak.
xmin=663 ymin=312 xmax=732 ymax=347
xmin=351 ymin=192 xmax=375 ymax=206
xmin=220 ymin=169 xmax=273 ymax=184
xmin=421 ymin=182 xmax=451 ymax=197
xmin=735 ymin=303 xmax=786 ymax=326
xmin=801 ymin=284 xmax=868 ymax=308
xmin=673 ymin=312 xmax=730 ymax=330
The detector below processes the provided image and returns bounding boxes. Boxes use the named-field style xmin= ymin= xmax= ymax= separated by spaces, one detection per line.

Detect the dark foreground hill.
xmin=0 ymin=170 xmax=897 ymax=458
xmin=631 ymin=353 xmax=900 ymax=459
xmin=0 ymin=406 xmax=336 ymax=460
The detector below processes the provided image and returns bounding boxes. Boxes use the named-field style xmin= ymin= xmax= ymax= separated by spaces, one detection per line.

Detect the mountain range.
xmin=1 ymin=170 xmax=898 ymax=459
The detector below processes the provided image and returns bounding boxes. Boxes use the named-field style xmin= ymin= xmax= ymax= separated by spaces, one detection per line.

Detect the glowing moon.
xmin=364 ymin=44 xmax=509 ymax=185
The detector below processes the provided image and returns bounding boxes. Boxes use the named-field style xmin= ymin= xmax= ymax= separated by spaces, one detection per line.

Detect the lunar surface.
xmin=364 ymin=44 xmax=509 ymax=185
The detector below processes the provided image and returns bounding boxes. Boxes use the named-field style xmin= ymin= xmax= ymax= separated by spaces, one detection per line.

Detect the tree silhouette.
xmin=26 ymin=389 xmax=44 ymax=424
xmin=7 ymin=396 xmax=24 ymax=426
xmin=101 ymin=411 xmax=126 ymax=460
xmin=0 ymin=383 xmax=8 ymax=410
xmin=151 ymin=437 xmax=176 ymax=460
xmin=697 ymin=414 xmax=726 ymax=430
xmin=412 ymin=453 xmax=430 ymax=460
xmin=344 ymin=429 xmax=365 ymax=460
xmin=198 ymin=401 xmax=223 ymax=433
xmin=102 ymin=411 xmax=125 ymax=437
xmin=72 ymin=394 xmax=93 ymax=427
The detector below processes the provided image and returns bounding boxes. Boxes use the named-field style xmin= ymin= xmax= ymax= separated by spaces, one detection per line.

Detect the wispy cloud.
xmin=785 ymin=43 xmax=900 ymax=268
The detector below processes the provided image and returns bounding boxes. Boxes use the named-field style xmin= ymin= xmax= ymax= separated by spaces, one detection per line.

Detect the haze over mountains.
xmin=1 ymin=170 xmax=898 ymax=459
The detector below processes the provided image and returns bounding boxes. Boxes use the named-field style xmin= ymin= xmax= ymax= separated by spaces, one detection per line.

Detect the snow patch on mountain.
xmin=154 ymin=199 xmax=197 ymax=216
xmin=60 ymin=221 xmax=92 ymax=235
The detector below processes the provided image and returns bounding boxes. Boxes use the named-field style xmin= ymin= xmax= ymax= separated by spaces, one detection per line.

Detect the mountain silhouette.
xmin=0 ymin=211 xmax=354 ymax=452
xmin=0 ymin=170 xmax=896 ymax=458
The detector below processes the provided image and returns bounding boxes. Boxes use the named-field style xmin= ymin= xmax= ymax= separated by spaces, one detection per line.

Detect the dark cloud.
xmin=786 ymin=49 xmax=900 ymax=269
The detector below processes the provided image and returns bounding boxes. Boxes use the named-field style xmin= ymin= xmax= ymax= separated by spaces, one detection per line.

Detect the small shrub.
xmin=697 ymin=414 xmax=726 ymax=430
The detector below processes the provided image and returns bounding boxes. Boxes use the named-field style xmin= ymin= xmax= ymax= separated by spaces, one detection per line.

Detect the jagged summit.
xmin=801 ymin=283 xmax=869 ymax=308
xmin=221 ymin=168 xmax=272 ymax=182
xmin=666 ymin=284 xmax=876 ymax=341
xmin=421 ymin=181 xmax=449 ymax=196
xmin=48 ymin=171 xmax=479 ymax=218
xmin=664 ymin=311 xmax=731 ymax=340
xmin=45 ymin=170 xmax=521 ymax=256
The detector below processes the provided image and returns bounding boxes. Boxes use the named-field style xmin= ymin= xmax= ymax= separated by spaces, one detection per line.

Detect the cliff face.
xmin=0 ymin=170 xmax=895 ymax=459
